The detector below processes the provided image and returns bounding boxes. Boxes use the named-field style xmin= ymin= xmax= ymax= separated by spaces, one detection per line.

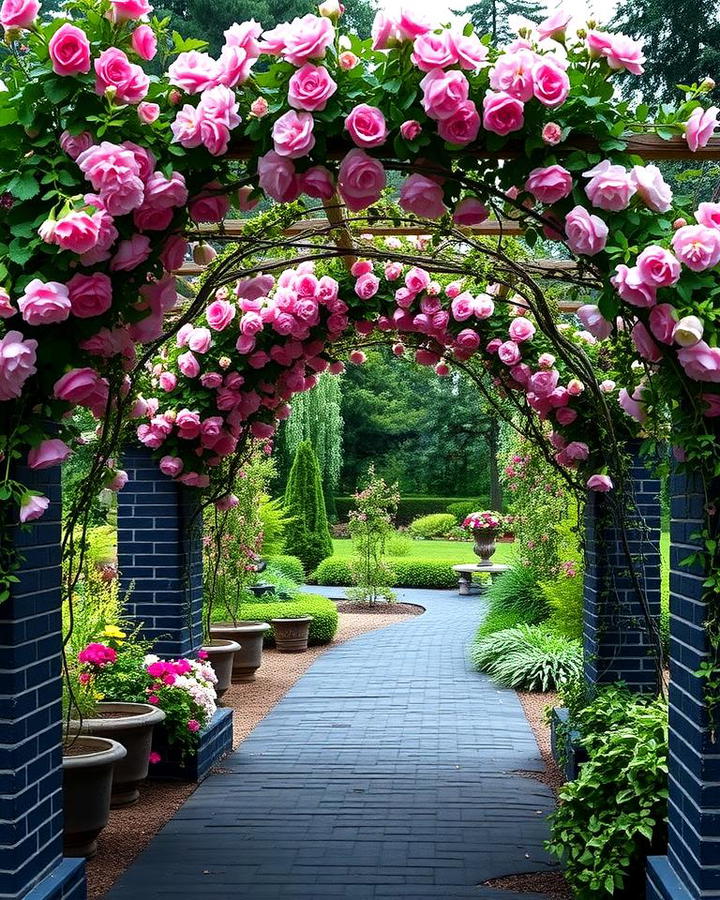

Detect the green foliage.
xmin=408 ymin=513 xmax=457 ymax=539
xmin=472 ymin=624 xmax=583 ymax=691
xmin=484 ymin=563 xmax=549 ymax=623
xmin=386 ymin=532 xmax=412 ymax=557
xmin=461 ymin=0 xmax=540 ymax=44
xmin=548 ymin=687 xmax=669 ymax=898
xmin=335 ymin=495 xmax=490 ymax=526
xmin=259 ymin=496 xmax=289 ymax=558
xmin=347 ymin=467 xmax=399 ymax=605
xmin=219 ymin=594 xmax=339 ymax=645
xmin=265 ymin=554 xmax=305 ymax=584
xmin=543 ymin=572 xmax=584 ymax=640
xmin=447 ymin=500 xmax=486 ymax=523
xmin=283 ymin=442 xmax=333 ymax=574
xmin=311 ymin=556 xmax=456 ymax=589
xmin=77 ymin=524 xmax=117 ymax=568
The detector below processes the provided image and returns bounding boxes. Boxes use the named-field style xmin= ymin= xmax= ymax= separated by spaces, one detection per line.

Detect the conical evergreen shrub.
xmin=283 ymin=441 xmax=333 ymax=574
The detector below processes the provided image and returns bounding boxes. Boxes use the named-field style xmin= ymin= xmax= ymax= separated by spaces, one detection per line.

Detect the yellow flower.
xmin=94 ymin=692 xmax=105 ymax=701
xmin=102 ymin=625 xmax=126 ymax=641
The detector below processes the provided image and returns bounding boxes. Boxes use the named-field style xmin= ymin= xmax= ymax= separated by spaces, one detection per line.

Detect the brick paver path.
xmin=109 ymin=589 xmax=558 ymax=899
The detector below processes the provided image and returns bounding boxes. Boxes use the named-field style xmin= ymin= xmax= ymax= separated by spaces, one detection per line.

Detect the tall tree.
xmin=283 ymin=442 xmax=334 ymax=573
xmin=612 ymin=0 xmax=720 ymax=104
xmin=460 ymin=0 xmax=540 ymax=45
xmin=342 ymin=0 xmax=378 ymax=40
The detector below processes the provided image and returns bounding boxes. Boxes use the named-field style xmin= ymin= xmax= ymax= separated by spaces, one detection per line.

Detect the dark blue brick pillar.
xmin=0 ymin=464 xmax=85 ymax=899
xmin=118 ymin=446 xmax=202 ymax=658
xmin=648 ymin=470 xmax=720 ymax=899
xmin=583 ymin=442 xmax=662 ymax=692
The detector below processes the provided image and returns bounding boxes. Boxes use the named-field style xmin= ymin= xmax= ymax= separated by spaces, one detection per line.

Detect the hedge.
xmin=334 ymin=495 xmax=490 ymax=526
xmin=213 ymin=593 xmax=339 ymax=645
xmin=265 ymin=554 xmax=305 ymax=584
xmin=311 ymin=556 xmax=456 ymax=589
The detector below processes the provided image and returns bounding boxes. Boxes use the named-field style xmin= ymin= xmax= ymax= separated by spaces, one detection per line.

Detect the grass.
xmin=331 ymin=537 xmax=515 ymax=565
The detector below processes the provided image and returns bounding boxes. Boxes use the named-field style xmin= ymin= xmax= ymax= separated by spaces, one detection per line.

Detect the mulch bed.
xmin=335 ymin=601 xmax=424 ymax=615
xmin=482 ymin=872 xmax=571 ymax=897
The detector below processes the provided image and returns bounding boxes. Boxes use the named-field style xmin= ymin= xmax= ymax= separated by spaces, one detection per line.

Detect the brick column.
xmin=583 ymin=442 xmax=662 ymax=692
xmin=0 ymin=464 xmax=85 ymax=899
xmin=648 ymin=470 xmax=720 ymax=899
xmin=118 ymin=446 xmax=202 ymax=658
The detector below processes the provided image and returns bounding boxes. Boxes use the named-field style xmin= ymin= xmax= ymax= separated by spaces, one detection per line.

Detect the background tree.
xmin=612 ymin=0 xmax=720 ymax=104
xmin=459 ymin=0 xmax=540 ymax=44
xmin=283 ymin=441 xmax=333 ymax=573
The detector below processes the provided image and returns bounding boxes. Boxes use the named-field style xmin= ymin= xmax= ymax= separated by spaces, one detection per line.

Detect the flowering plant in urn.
xmin=462 ymin=510 xmax=506 ymax=565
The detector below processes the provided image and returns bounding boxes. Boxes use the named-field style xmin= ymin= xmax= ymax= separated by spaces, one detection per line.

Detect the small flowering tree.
xmin=347 ymin=467 xmax=399 ymax=605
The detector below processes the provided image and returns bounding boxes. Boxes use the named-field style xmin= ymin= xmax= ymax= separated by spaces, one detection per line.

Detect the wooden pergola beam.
xmin=195 ymin=217 xmax=526 ymax=238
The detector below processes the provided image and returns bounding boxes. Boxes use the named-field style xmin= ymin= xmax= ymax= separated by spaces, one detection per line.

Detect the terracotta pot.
xmin=75 ymin=702 xmax=166 ymax=808
xmin=270 ymin=616 xmax=313 ymax=653
xmin=210 ymin=621 xmax=270 ymax=682
xmin=62 ymin=735 xmax=127 ymax=858
xmin=201 ymin=638 xmax=240 ymax=698
xmin=472 ymin=529 xmax=497 ymax=566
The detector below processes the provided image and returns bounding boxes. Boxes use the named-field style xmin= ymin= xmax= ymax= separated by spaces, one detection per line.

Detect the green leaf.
xmin=8 ymin=172 xmax=39 ymax=201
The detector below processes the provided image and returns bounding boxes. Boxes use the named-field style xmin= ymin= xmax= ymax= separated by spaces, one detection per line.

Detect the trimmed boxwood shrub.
xmin=408 ymin=513 xmax=457 ymax=539
xmin=311 ymin=556 xmax=456 ymax=589
xmin=234 ymin=593 xmax=339 ymax=645
xmin=265 ymin=554 xmax=305 ymax=584
xmin=334 ymin=495 xmax=490 ymax=526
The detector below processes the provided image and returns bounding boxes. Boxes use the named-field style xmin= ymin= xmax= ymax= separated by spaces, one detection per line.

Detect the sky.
xmin=383 ymin=0 xmax=618 ymax=29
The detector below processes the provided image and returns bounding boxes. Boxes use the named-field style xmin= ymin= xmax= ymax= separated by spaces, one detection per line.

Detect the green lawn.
xmin=331 ymin=538 xmax=515 ymax=565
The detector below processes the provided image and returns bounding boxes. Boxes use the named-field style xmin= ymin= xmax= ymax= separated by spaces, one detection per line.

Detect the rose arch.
xmin=1 ymin=0 xmax=720 ymax=896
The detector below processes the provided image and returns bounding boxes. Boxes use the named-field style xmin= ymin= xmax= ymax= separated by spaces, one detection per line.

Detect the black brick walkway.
xmin=108 ymin=589 xmax=558 ymax=898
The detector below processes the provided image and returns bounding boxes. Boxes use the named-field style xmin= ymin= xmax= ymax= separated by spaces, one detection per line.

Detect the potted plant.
xmin=270 ymin=615 xmax=314 ymax=653
xmin=461 ymin=510 xmax=508 ymax=565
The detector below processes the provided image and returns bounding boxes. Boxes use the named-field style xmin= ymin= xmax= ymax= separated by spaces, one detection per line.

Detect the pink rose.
xmin=256 ymin=150 xmax=300 ymax=203
xmin=396 ymin=9 xmax=430 ymax=40
xmin=451 ymin=292 xmax=474 ymax=321
xmin=420 ymin=68 xmax=469 ymax=121
xmin=697 ymin=202 xmax=720 ymax=231
xmin=498 ymin=340 xmax=521 ymax=365
xmin=48 ymin=23 xmax=91 ymax=77
xmin=143 ymin=170 xmax=188 ymax=210
xmin=288 ymin=63 xmax=336 ymax=111
xmin=564 ymin=206 xmax=608 ymax=256
xmin=555 ymin=407 xmax=577 ymax=426
xmin=108 ymin=0 xmax=152 ymax=22
xmin=525 ymin=165 xmax=572 ymax=205
xmin=455 ymin=328 xmax=480 ymax=353
xmin=0 ymin=0 xmax=38 ymax=28
xmin=60 ymin=130 xmax=93 ymax=159
xmin=176 ymin=409 xmax=201 ymax=439
xmin=354 ymin=273 xmax=380 ymax=299
xmin=0 ymin=289 xmax=16 ymax=319
xmin=411 ymin=30 xmax=457 ymax=71
xmin=611 ymin=264 xmax=657 ymax=307
xmin=482 ymin=91 xmax=524 ymax=136
xmin=281 ymin=14 xmax=334 ymax=66
xmin=168 ymin=51 xmax=219 ymax=94
xmin=52 ymin=211 xmax=100 ymax=255
xmin=95 ymin=48 xmax=149 ymax=104
xmin=337 ymin=149 xmax=385 ymax=211
xmin=54 ymin=368 xmax=109 ymax=415
xmin=76 ymin=142 xmax=144 ymax=216
xmin=538 ymin=9 xmax=571 ymax=41
xmin=161 ymin=235 xmax=188 ymax=271
xmin=631 ymin=165 xmax=672 ymax=213
xmin=131 ymin=24 xmax=157 ymax=60
xmin=272 ymin=109 xmax=315 ymax=158
xmin=632 ymin=321 xmax=662 ymax=362
xmin=565 ymin=441 xmax=589 ymax=461
xmin=509 ymin=317 xmax=535 ymax=342
xmin=577 ymin=304 xmax=612 ymax=340
xmin=224 ymin=20 xmax=262 ymax=57
xmin=188 ymin=183 xmax=230 ymax=223
xmin=206 ymin=299 xmax=235 ymax=331
xmin=619 ymin=386 xmax=647 ymax=422
xmin=529 ymin=369 xmax=559 ymax=398
xmin=178 ymin=351 xmax=200 ymax=377
xmin=533 ymin=58 xmax=570 ymax=108
xmin=67 ymin=272 xmax=113 ymax=319
xmin=437 ymin=101 xmax=480 ymax=145
xmin=188 ymin=326 xmax=211 ymax=354
xmin=648 ymin=304 xmax=678 ymax=344
xmin=158 ymin=372 xmax=176 ymax=392
xmin=600 ymin=33 xmax=645 ymax=75
xmin=490 ymin=51 xmax=536 ymax=101
xmin=542 ymin=122 xmax=562 ymax=145
xmin=453 ymin=197 xmax=489 ymax=225
xmin=339 ymin=51 xmax=358 ymax=70
xmin=449 ymin=31 xmax=487 ymax=70
xmin=0 ymin=330 xmax=37 ymax=400
xmin=474 ymin=294 xmax=494 ymax=318
xmin=399 ymin=174 xmax=446 ymax=220
xmin=371 ymin=11 xmax=396 ymax=49
xmin=636 ymin=245 xmax=681 ymax=287
xmin=400 ymin=120 xmax=422 ymax=140
xmin=217 ymin=45 xmax=253 ymax=88
xmin=583 ymin=160 xmax=636 ymax=212
xmin=27 ymin=439 xmax=71 ymax=470
xmin=159 ymin=455 xmax=184 ymax=477
xmin=18 ymin=279 xmax=70 ymax=326
xmin=302 ymin=166 xmax=334 ymax=200
xmin=677 ymin=340 xmax=720 ymax=382
xmin=671 ymin=224 xmax=720 ymax=272
xmin=110 ymin=234 xmax=151 ymax=271
xmin=20 ymin=495 xmax=49 ymax=523
xmin=138 ymin=102 xmax=160 ymax=124
xmin=587 ymin=474 xmax=613 ymax=492
xmin=685 ymin=106 xmax=719 ymax=152
xmin=345 ymin=104 xmax=388 ymax=148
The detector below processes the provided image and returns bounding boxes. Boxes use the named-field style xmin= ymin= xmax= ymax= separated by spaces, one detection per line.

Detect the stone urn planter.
xmin=271 ymin=616 xmax=313 ymax=653
xmin=472 ymin=529 xmax=498 ymax=566
xmin=201 ymin=638 xmax=240 ymax=698
xmin=74 ymin=701 xmax=166 ymax=808
xmin=62 ymin=735 xmax=127 ymax=858
xmin=210 ymin=621 xmax=271 ymax=682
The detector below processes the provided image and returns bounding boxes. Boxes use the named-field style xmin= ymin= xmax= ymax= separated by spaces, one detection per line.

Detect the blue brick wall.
xmin=118 ymin=447 xmax=203 ymax=658
xmin=583 ymin=443 xmax=662 ymax=692
xmin=0 ymin=464 xmax=86 ymax=899
xmin=648 ymin=470 xmax=720 ymax=899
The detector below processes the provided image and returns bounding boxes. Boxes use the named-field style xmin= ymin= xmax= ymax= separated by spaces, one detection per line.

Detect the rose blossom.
xmin=67 ymin=272 xmax=113 ymax=319
xmin=631 ymin=165 xmax=672 ymax=213
xmin=345 ymin=104 xmax=388 ymax=148
xmin=188 ymin=183 xmax=230 ymax=223
xmin=110 ymin=234 xmax=151 ymax=271
xmin=302 ymin=166 xmax=334 ymax=200
xmin=288 ymin=63 xmax=336 ymax=111
xmin=272 ymin=109 xmax=315 ymax=158
xmin=76 ymin=142 xmax=144 ymax=216
xmin=131 ymin=24 xmax=157 ymax=60
xmin=619 ymin=386 xmax=648 ymax=422
xmin=577 ymin=304 xmax=612 ymax=340
xmin=158 ymin=372 xmax=176 ymax=391
xmin=474 ymin=293 xmax=494 ymax=318
xmin=52 ymin=211 xmax=100 ymax=255
xmin=27 ymin=439 xmax=71 ymax=470
xmin=0 ymin=0 xmax=39 ymax=28
xmin=60 ymin=130 xmax=93 ymax=159
xmin=482 ymin=91 xmax=524 ymax=136
xmin=108 ymin=0 xmax=151 ymax=21
xmin=636 ymin=245 xmax=681 ymax=287
xmin=257 ymin=150 xmax=300 ymax=203
xmin=420 ymin=68 xmax=469 ymax=121
xmin=138 ymin=102 xmax=160 ymax=124
xmin=411 ymin=30 xmax=458 ymax=71
xmin=281 ymin=14 xmax=334 ymax=66
xmin=355 ymin=273 xmax=380 ymax=299
xmin=498 ymin=340 xmax=521 ymax=365
xmin=685 ymin=106 xmax=719 ymax=152
xmin=533 ymin=58 xmax=570 ymax=108
xmin=18 ymin=280 xmax=70 ymax=326
xmin=525 ymin=165 xmax=572 ymax=205
xmin=337 ymin=149 xmax=385 ymax=211
xmin=583 ymin=160 xmax=636 ymax=211
xmin=673 ymin=315 xmax=704 ymax=347
xmin=159 ymin=455 xmax=183 ymax=477
xmin=95 ymin=48 xmax=149 ymax=104
xmin=587 ymin=474 xmax=613 ymax=492
xmin=611 ymin=264 xmax=657 ymax=307
xmin=178 ymin=351 xmax=200 ymax=377
xmin=206 ymin=298 xmax=235 ymax=331
xmin=542 ymin=122 xmax=562 ymax=145
xmin=370 ymin=11 xmax=395 ymax=49
xmin=671 ymin=224 xmax=720 ymax=272
xmin=648 ymin=304 xmax=678 ymax=344
xmin=564 ymin=206 xmax=608 ymax=256
xmin=339 ymin=51 xmax=358 ymax=69
xmin=53 ymin=368 xmax=109 ymax=413
xmin=453 ymin=197 xmax=489 ymax=226
xmin=538 ymin=9 xmax=571 ymax=41
xmin=489 ymin=50 xmax=536 ymax=101
xmin=48 ymin=23 xmax=91 ymax=77
xmin=450 ymin=31 xmax=487 ymax=70
xmin=399 ymin=174 xmax=446 ymax=220
xmin=0 ymin=330 xmax=37 ymax=400
xmin=632 ymin=321 xmax=662 ymax=362
xmin=509 ymin=317 xmax=536 ymax=342
xmin=20 ymin=495 xmax=49 ymax=523
xmin=678 ymin=340 xmax=720 ymax=381
xmin=437 ymin=101 xmax=480 ymax=145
